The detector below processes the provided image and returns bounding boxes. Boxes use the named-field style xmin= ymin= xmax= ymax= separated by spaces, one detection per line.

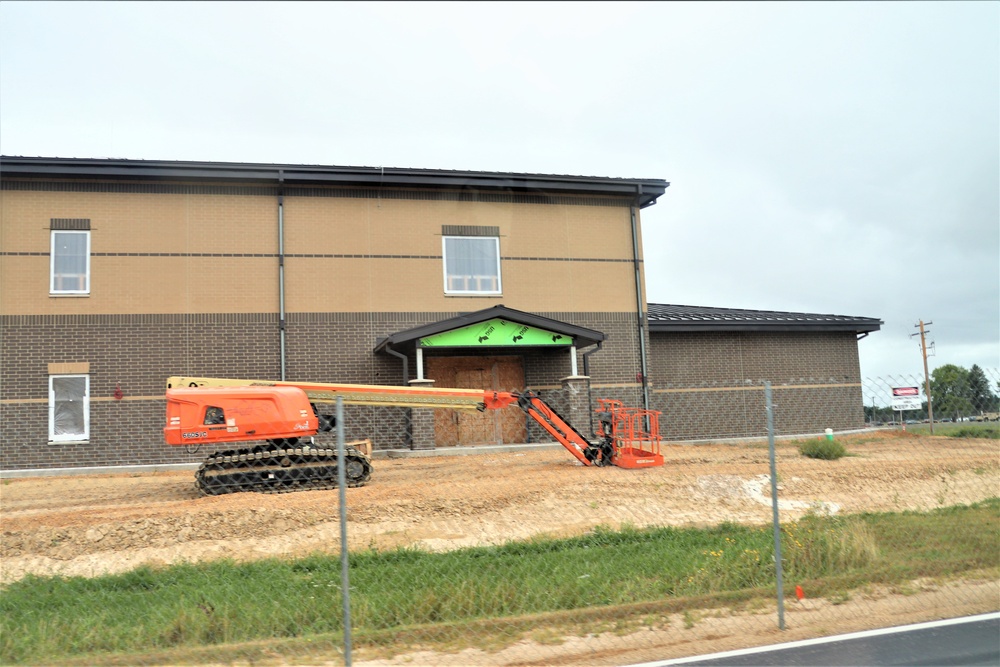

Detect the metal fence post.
xmin=764 ymin=381 xmax=786 ymax=630
xmin=337 ymin=397 xmax=353 ymax=666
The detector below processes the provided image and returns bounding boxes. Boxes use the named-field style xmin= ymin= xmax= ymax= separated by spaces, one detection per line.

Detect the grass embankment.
xmin=2 ymin=499 xmax=998 ymax=666
xmin=907 ymin=421 xmax=1000 ymax=439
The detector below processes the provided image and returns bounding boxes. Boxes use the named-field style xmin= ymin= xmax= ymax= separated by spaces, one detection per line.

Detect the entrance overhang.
xmin=373 ymin=305 xmax=605 ymax=356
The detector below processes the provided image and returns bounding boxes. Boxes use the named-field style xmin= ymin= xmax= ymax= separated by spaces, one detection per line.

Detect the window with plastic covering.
xmin=49 ymin=375 xmax=90 ymax=442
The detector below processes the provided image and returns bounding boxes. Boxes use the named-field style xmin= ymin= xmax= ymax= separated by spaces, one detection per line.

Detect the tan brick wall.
xmin=285 ymin=196 xmax=638 ymax=261
xmin=0 ymin=189 xmax=277 ymax=253
xmin=2 ymin=185 xmax=642 ymax=316
xmin=0 ymin=254 xmax=282 ymax=315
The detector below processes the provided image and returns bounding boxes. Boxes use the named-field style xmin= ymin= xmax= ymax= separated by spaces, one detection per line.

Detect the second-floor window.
xmin=442 ymin=235 xmax=502 ymax=295
xmin=50 ymin=229 xmax=90 ymax=295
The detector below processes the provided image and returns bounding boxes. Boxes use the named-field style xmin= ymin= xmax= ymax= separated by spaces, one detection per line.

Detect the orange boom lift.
xmin=165 ymin=376 xmax=663 ymax=495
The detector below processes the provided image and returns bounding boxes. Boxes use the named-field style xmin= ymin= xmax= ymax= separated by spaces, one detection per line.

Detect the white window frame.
xmin=442 ymin=235 xmax=502 ymax=296
xmin=50 ymin=230 xmax=91 ymax=295
xmin=49 ymin=374 xmax=90 ymax=442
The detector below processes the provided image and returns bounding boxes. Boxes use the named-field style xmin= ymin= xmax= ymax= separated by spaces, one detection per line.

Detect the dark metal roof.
xmin=0 ymin=156 xmax=669 ymax=208
xmin=374 ymin=305 xmax=605 ymax=353
xmin=647 ymin=304 xmax=883 ymax=334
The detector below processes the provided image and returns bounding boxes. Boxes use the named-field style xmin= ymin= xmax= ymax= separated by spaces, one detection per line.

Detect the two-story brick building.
xmin=0 ymin=156 xmax=880 ymax=471
xmin=0 ymin=157 xmax=669 ymax=469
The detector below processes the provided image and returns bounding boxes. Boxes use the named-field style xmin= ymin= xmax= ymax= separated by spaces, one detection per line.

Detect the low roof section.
xmin=0 ymin=156 xmax=670 ymax=208
xmin=647 ymin=304 xmax=882 ymax=336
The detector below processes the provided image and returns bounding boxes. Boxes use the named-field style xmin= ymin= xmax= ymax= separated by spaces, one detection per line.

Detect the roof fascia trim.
xmin=648 ymin=323 xmax=883 ymax=334
xmin=0 ymin=157 xmax=668 ymax=206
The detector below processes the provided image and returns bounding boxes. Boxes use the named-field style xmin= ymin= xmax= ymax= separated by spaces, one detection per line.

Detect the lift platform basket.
xmin=596 ymin=399 xmax=665 ymax=468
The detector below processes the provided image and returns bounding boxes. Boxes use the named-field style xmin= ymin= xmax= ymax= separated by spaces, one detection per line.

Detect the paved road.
xmin=628 ymin=613 xmax=1000 ymax=667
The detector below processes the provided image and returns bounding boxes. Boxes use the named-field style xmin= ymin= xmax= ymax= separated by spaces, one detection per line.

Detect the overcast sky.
xmin=2 ymin=1 xmax=997 ymax=387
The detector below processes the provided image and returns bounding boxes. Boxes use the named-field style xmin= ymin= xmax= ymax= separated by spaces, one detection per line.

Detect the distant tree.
xmin=864 ymin=404 xmax=897 ymax=424
xmin=930 ymin=364 xmax=974 ymax=420
xmin=968 ymin=365 xmax=998 ymax=413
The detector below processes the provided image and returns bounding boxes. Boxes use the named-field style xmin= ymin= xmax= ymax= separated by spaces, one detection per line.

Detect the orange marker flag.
xmin=795 ymin=585 xmax=805 ymax=601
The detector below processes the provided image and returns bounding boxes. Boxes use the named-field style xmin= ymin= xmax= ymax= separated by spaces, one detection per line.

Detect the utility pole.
xmin=912 ymin=320 xmax=934 ymax=434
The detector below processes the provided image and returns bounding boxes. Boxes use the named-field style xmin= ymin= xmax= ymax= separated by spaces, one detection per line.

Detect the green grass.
xmin=2 ymin=499 xmax=998 ymax=665
xmin=908 ymin=422 xmax=1000 ymax=439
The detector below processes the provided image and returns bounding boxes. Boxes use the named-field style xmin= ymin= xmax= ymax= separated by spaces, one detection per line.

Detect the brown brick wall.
xmin=0 ymin=311 xmax=645 ymax=469
xmin=0 ymin=399 xmax=198 ymax=470
xmin=0 ymin=314 xmax=282 ymax=469
xmin=0 ymin=319 xmax=870 ymax=468
xmin=649 ymin=331 xmax=861 ymax=386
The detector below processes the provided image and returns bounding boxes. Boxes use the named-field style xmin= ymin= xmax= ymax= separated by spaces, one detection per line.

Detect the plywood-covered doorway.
xmin=426 ymin=355 xmax=526 ymax=446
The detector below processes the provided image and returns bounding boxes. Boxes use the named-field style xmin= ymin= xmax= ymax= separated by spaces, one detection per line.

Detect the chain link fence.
xmin=2 ymin=370 xmax=998 ymax=666
xmin=863 ymin=367 xmax=1000 ymax=426
xmin=321 ymin=371 xmax=999 ymax=666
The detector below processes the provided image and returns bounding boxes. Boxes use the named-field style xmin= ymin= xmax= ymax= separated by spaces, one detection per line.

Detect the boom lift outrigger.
xmin=165 ymin=376 xmax=663 ymax=495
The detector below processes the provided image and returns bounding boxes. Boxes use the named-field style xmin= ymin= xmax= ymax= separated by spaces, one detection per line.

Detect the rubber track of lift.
xmin=195 ymin=446 xmax=372 ymax=495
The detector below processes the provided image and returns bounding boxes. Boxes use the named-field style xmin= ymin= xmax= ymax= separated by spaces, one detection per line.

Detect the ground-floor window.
xmin=49 ymin=374 xmax=89 ymax=442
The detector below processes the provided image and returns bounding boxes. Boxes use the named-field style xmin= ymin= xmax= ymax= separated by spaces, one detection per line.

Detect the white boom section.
xmin=166 ymin=376 xmax=488 ymax=410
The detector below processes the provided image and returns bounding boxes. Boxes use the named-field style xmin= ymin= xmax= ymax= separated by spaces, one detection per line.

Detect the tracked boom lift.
xmin=165 ymin=375 xmax=663 ymax=495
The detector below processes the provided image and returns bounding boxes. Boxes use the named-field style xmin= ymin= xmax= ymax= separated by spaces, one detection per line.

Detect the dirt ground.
xmin=1 ymin=430 xmax=998 ymax=665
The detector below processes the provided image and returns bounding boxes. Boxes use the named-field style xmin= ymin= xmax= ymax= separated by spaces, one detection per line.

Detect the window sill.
xmin=444 ymin=293 xmax=503 ymax=297
xmin=49 ymin=440 xmax=90 ymax=445
xmin=50 ymin=293 xmax=91 ymax=298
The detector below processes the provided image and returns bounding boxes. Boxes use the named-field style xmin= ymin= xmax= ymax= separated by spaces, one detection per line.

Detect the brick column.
xmin=408 ymin=378 xmax=437 ymax=450
xmin=560 ymin=375 xmax=594 ymax=441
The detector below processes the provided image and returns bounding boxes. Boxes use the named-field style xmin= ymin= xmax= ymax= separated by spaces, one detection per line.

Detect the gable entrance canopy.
xmin=374 ymin=305 xmax=605 ymax=383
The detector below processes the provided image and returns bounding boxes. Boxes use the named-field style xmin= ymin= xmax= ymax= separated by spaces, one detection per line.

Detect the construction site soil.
xmin=2 ymin=430 xmax=998 ymax=665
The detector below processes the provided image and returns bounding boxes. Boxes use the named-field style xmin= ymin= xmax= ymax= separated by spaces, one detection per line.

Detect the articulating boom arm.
xmin=482 ymin=390 xmax=612 ymax=466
